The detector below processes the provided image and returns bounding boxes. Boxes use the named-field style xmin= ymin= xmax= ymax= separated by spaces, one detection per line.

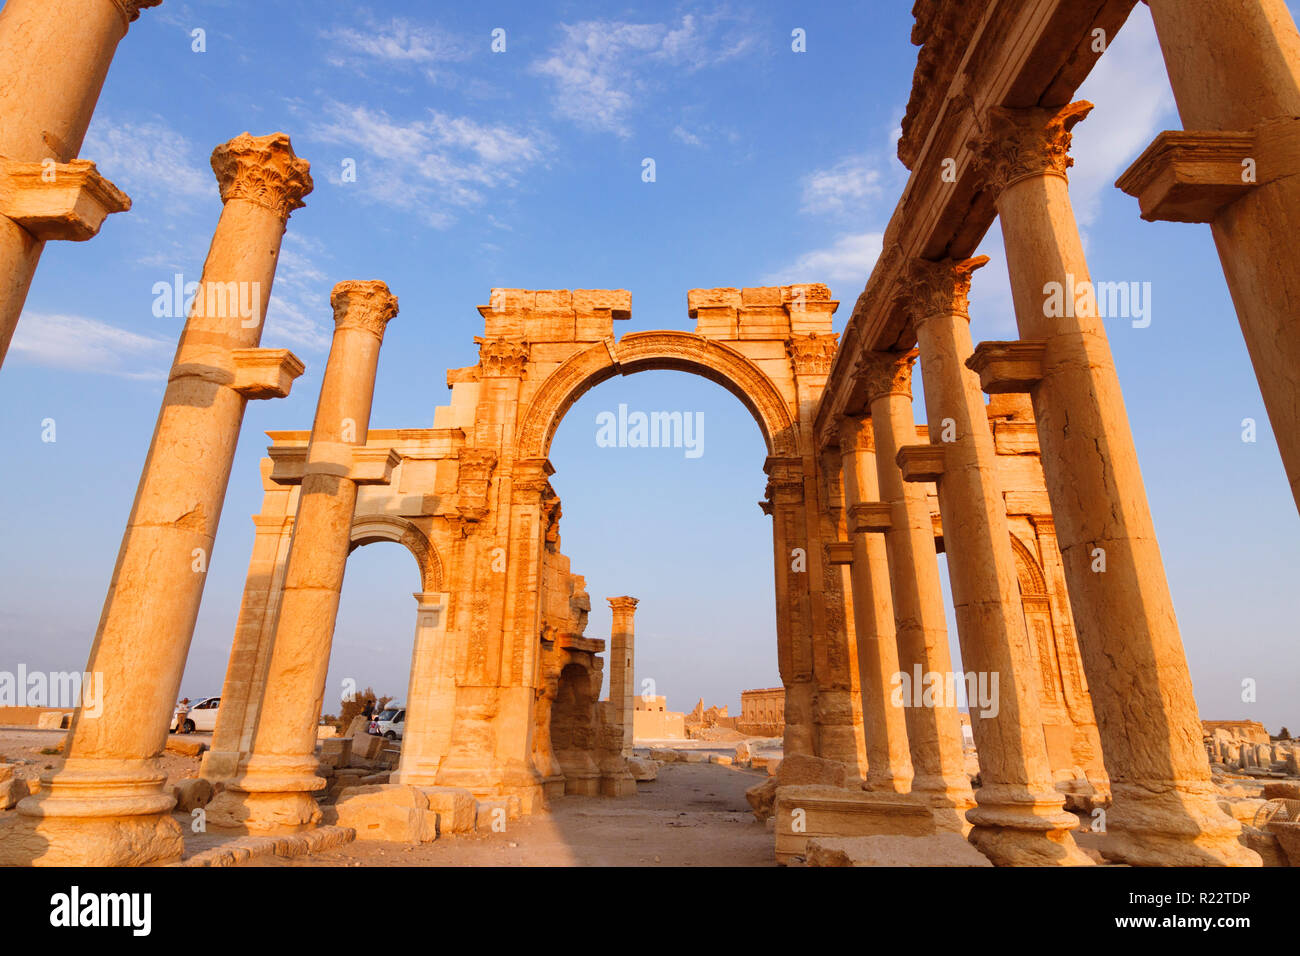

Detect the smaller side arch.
xmin=349 ymin=513 xmax=443 ymax=593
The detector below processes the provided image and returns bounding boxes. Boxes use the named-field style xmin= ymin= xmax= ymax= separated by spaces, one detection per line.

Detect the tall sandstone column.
xmin=862 ymin=351 xmax=975 ymax=832
xmin=0 ymin=0 xmax=160 ymax=366
xmin=1144 ymin=0 xmax=1300 ymax=509
xmin=608 ymin=596 xmax=638 ymax=756
xmin=837 ymin=416 xmax=914 ymax=793
xmin=905 ymin=255 xmax=1090 ymax=865
xmin=0 ymin=132 xmax=311 ymax=866
xmin=210 ymin=281 xmax=399 ymax=831
xmin=970 ymin=104 xmax=1257 ymax=865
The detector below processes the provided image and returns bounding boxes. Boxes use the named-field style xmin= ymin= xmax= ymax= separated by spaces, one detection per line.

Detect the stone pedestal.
xmin=970 ymin=103 xmax=1258 ymax=866
xmin=860 ymin=351 xmax=976 ymax=833
xmin=209 ymin=281 xmax=399 ymax=832
xmin=0 ymin=0 xmax=158 ymax=366
xmin=907 ymin=255 xmax=1090 ymax=866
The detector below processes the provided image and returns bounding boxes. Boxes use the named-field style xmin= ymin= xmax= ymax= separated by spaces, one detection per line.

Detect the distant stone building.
xmin=738 ymin=687 xmax=784 ymax=737
xmin=1202 ymin=720 xmax=1272 ymax=745
xmin=633 ymin=695 xmax=685 ymax=740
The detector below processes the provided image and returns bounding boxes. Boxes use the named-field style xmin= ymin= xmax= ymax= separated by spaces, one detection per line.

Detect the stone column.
xmin=837 ymin=415 xmax=914 ymax=793
xmin=859 ymin=350 xmax=975 ymax=832
xmin=0 ymin=133 xmax=311 ymax=866
xmin=905 ymin=255 xmax=1090 ymax=865
xmin=607 ymin=597 xmax=638 ymax=756
xmin=0 ymin=0 xmax=159 ymax=366
xmin=969 ymin=104 xmax=1257 ymax=865
xmin=390 ymin=591 xmax=454 ymax=786
xmin=211 ymin=280 xmax=398 ymax=831
xmin=1141 ymin=0 xmax=1300 ymax=508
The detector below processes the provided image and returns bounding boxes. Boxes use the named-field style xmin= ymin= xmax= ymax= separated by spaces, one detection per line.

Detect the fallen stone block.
xmin=1218 ymin=797 xmax=1267 ymax=824
xmin=682 ymin=751 xmax=707 ymax=763
xmin=626 ymin=757 xmax=658 ymax=782
xmin=1239 ymin=826 xmax=1289 ymax=866
xmin=774 ymin=786 xmax=935 ymax=864
xmin=0 ymin=776 xmax=26 ymax=810
xmin=359 ymin=772 xmax=391 ymax=786
xmin=319 ymin=736 xmax=353 ymax=770
xmin=776 ymin=753 xmax=847 ymax=788
xmin=1263 ymin=782 xmax=1300 ymax=800
xmin=350 ymin=734 xmax=384 ymax=761
xmin=475 ymin=799 xmax=514 ymax=832
xmin=746 ymin=776 xmax=777 ymax=822
xmin=171 ymin=777 xmax=214 ymax=812
xmin=806 ymin=834 xmax=994 ymax=867
xmin=649 ymin=749 xmax=681 ymax=763
xmin=710 ymin=754 xmax=733 ymax=766
xmin=1268 ymin=820 xmax=1300 ymax=866
xmin=0 ymin=763 xmax=13 ymax=784
xmin=417 ymin=787 xmax=477 ymax=833
xmin=36 ymin=711 xmax=70 ymax=730
xmin=333 ymin=785 xmax=438 ymax=843
xmin=165 ymin=735 xmax=208 ymax=758
xmin=345 ymin=716 xmax=370 ymax=738
xmin=317 ymin=725 xmax=339 ymax=739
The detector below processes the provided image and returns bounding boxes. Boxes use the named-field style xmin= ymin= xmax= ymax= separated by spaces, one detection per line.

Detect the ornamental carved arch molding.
xmin=349 ymin=513 xmax=444 ymax=593
xmin=516 ymin=331 xmax=798 ymax=460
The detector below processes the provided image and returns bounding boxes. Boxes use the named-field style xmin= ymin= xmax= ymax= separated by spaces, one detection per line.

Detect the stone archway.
xmin=516 ymin=330 xmax=798 ymax=461
xmin=349 ymin=513 xmax=443 ymax=593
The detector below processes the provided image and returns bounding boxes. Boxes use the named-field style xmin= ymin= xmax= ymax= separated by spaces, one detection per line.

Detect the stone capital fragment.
xmin=0 ymin=158 xmax=130 ymax=241
xmin=855 ymin=349 xmax=918 ymax=404
xmin=109 ymin=0 xmax=164 ymax=25
xmin=970 ymin=102 xmax=1094 ymax=195
xmin=210 ymin=132 xmax=313 ymax=220
xmin=900 ymin=255 xmax=990 ymax=323
xmin=330 ymin=280 xmax=398 ymax=338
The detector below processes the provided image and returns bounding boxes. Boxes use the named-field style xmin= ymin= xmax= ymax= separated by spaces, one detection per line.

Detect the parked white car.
xmin=173 ymin=696 xmax=220 ymax=733
xmin=368 ymin=706 xmax=405 ymax=740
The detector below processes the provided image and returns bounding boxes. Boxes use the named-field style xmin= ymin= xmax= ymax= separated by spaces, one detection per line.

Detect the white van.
xmin=368 ymin=706 xmax=405 ymax=740
xmin=173 ymin=696 xmax=220 ymax=733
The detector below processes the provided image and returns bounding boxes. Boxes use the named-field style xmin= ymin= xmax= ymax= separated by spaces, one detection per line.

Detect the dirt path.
xmin=256 ymin=761 xmax=777 ymax=867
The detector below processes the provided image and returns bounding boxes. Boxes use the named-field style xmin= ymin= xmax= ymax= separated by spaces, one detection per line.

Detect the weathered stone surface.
xmin=171 ymin=777 xmax=214 ymax=812
xmin=626 ymin=757 xmax=658 ymax=781
xmin=776 ymin=753 xmax=848 ymax=788
xmin=416 ymin=787 xmax=477 ymax=833
xmin=165 ymin=735 xmax=207 ymax=758
xmin=746 ymin=777 xmax=778 ymax=822
xmin=806 ymin=834 xmax=994 ymax=867
xmin=333 ymin=785 xmax=438 ymax=843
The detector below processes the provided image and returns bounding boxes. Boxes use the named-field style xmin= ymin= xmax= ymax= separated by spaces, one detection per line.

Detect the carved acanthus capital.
xmin=900 ymin=255 xmax=990 ymax=323
xmin=854 ymin=349 xmax=918 ymax=404
xmin=969 ymin=102 xmax=1093 ymax=195
xmin=786 ymin=332 xmax=839 ymax=377
xmin=331 ymin=280 xmax=398 ymax=338
xmin=475 ymin=337 xmax=530 ymax=377
xmin=455 ymin=448 xmax=498 ymax=522
xmin=763 ymin=455 xmax=805 ymax=507
xmin=110 ymin=0 xmax=163 ymax=24
xmin=210 ymin=132 xmax=313 ymax=220
xmin=608 ymin=596 xmax=640 ymax=613
xmin=836 ymin=414 xmax=875 ymax=454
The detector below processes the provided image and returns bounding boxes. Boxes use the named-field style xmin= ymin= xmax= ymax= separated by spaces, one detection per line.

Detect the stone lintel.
xmin=896 ymin=443 xmax=945 ymax=483
xmin=230 ymin=348 xmax=305 ymax=400
xmin=849 ymin=501 xmax=893 ymax=534
xmin=825 ymin=541 xmax=854 ymax=565
xmin=0 ymin=158 xmax=131 ymax=241
xmin=966 ymin=340 xmax=1047 ymax=394
xmin=1003 ymin=490 xmax=1052 ymax=517
xmin=267 ymin=444 xmax=400 ymax=485
xmin=1116 ymin=130 xmax=1258 ymax=224
xmin=350 ymin=447 xmax=402 ymax=485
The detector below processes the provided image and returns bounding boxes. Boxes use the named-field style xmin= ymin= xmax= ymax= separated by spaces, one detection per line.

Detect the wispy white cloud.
xmin=323 ymin=15 xmax=474 ymax=82
xmin=306 ymin=102 xmax=546 ymax=228
xmin=764 ymin=231 xmax=883 ymax=286
xmin=81 ymin=116 xmax=212 ymax=206
xmin=9 ymin=312 xmax=171 ymax=379
xmin=264 ymin=233 xmax=332 ymax=352
xmin=801 ymin=154 xmax=884 ymax=215
xmin=532 ymin=15 xmax=758 ymax=137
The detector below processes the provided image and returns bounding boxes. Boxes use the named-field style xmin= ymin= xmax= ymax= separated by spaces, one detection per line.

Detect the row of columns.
xmin=832 ymin=97 xmax=1259 ymax=865
xmin=0 ymin=125 xmax=406 ymax=862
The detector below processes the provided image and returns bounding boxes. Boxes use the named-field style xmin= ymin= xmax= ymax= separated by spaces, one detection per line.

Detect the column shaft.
xmin=974 ymin=104 xmax=1257 ymax=865
xmin=214 ymin=281 xmax=398 ymax=831
xmin=608 ymin=597 xmax=638 ymax=755
xmin=863 ymin=354 xmax=975 ymax=832
xmin=838 ymin=418 xmax=913 ymax=793
xmin=909 ymin=256 xmax=1089 ymax=865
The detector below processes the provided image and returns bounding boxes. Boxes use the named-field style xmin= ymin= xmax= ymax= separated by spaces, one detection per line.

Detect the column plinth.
xmin=971 ymin=103 xmax=1258 ymax=866
xmin=0 ymin=133 xmax=310 ymax=866
xmin=209 ymin=281 xmax=398 ymax=832
xmin=859 ymin=351 xmax=975 ymax=833
xmin=906 ymin=255 xmax=1090 ymax=865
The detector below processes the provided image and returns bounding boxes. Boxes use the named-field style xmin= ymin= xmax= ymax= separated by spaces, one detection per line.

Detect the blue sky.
xmin=1 ymin=1 xmax=1296 ymax=733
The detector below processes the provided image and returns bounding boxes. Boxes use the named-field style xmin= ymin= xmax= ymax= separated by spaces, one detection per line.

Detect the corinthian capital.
xmin=110 ymin=0 xmax=163 ymax=24
xmin=969 ymin=102 xmax=1093 ymax=195
xmin=900 ymin=255 xmax=990 ymax=324
xmin=854 ymin=349 xmax=918 ymax=404
xmin=331 ymin=280 xmax=399 ymax=338
xmin=210 ymin=132 xmax=313 ymax=220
